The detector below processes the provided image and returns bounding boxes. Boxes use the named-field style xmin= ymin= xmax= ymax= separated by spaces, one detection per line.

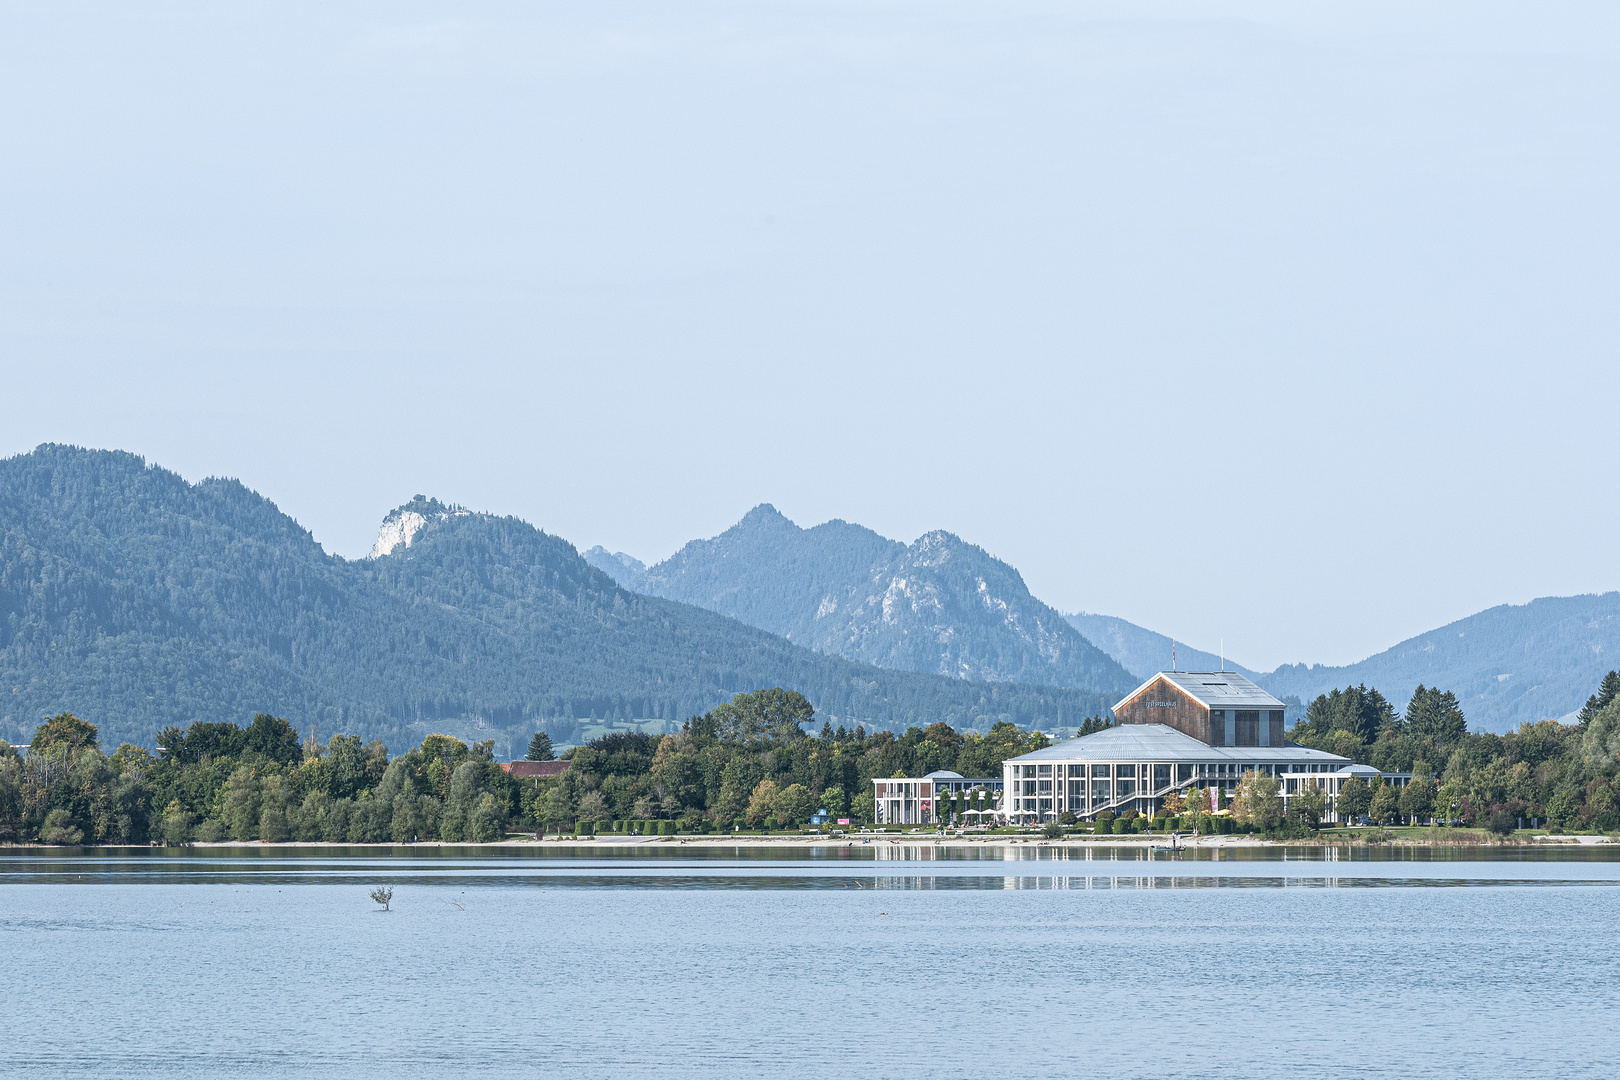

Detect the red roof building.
xmin=500 ymin=760 xmax=571 ymax=780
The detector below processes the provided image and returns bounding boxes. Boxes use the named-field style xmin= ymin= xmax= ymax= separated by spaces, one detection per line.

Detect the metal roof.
xmin=1113 ymin=670 xmax=1285 ymax=713
xmin=1006 ymin=724 xmax=1354 ymax=767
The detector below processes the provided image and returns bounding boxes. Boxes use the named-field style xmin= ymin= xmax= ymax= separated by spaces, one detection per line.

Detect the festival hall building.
xmin=1001 ymin=671 xmax=1379 ymax=824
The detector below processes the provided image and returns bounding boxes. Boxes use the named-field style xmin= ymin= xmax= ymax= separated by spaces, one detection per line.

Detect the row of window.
xmin=1012 ymin=761 xmax=1341 ymax=781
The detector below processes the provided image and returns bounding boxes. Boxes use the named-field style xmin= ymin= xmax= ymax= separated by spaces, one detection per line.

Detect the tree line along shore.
xmin=4 ymin=674 xmax=1620 ymax=846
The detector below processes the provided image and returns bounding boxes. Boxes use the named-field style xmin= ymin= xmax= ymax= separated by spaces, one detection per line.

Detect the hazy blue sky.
xmin=3 ymin=1 xmax=1617 ymax=671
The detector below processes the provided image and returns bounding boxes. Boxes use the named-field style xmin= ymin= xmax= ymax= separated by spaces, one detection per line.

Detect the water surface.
xmin=2 ymin=845 xmax=1612 ymax=1077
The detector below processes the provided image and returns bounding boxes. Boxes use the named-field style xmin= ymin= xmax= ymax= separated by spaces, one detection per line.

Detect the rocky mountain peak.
xmin=368 ymin=496 xmax=472 ymax=559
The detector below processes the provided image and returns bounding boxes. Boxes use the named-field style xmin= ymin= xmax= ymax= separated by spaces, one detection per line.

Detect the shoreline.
xmin=7 ymin=832 xmax=1613 ymax=850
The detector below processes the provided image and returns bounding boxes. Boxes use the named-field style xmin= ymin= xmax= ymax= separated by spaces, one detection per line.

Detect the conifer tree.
xmin=525 ymin=731 xmax=555 ymax=761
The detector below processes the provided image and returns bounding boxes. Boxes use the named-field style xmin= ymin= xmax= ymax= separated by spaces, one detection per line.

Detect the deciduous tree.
xmin=1337 ymin=776 xmax=1372 ymax=822
xmin=1231 ymin=771 xmax=1282 ymax=830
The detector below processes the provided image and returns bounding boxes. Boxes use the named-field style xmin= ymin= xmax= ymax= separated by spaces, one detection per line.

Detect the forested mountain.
xmin=0 ymin=446 xmax=1111 ymax=751
xmin=584 ymin=504 xmax=1135 ymax=694
xmin=1259 ymin=594 xmax=1620 ymax=734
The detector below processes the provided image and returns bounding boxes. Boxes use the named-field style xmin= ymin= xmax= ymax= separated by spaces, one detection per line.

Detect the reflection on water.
xmin=1 ymin=843 xmax=1616 ymax=890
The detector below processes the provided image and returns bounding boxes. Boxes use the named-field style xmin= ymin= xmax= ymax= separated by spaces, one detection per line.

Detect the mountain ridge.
xmin=0 ymin=445 xmax=1112 ymax=750
xmin=1067 ymin=601 xmax=1620 ymax=733
xmin=585 ymin=504 xmax=1136 ymax=694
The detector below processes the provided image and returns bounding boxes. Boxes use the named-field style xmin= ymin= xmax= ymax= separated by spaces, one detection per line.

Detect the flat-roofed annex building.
xmin=872 ymin=770 xmax=1003 ymax=826
xmin=1001 ymin=671 xmax=1379 ymax=824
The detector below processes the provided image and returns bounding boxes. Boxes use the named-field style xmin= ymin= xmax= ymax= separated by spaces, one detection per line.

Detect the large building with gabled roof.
xmin=997 ymin=670 xmax=1381 ymax=824
xmin=1111 ymin=670 xmax=1287 ymax=747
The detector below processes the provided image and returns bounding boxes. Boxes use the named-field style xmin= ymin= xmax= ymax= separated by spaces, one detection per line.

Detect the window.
xmin=1068 ymin=781 xmax=1086 ymax=800
xmin=1038 ymin=799 xmax=1053 ymax=813
xmin=1022 ymin=765 xmax=1037 ymax=778
xmin=1153 ymin=764 xmax=1171 ymax=789
xmin=1037 ymin=765 xmax=1052 ymax=776
xmin=1091 ymin=781 xmax=1111 ymax=804
xmin=1022 ymin=780 xmax=1037 ymax=796
xmin=1037 ymin=780 xmax=1052 ymax=794
xmin=1116 ymin=764 xmax=1136 ymax=778
xmin=1091 ymin=765 xmax=1110 ymax=778
xmin=1235 ymin=711 xmax=1260 ymax=746
xmin=1068 ymin=765 xmax=1086 ymax=778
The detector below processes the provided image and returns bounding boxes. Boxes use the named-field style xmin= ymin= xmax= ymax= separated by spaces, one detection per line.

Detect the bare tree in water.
xmin=370 ymin=886 xmax=393 ymax=911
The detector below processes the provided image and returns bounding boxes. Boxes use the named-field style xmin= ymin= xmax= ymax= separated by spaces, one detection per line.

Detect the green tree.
xmin=160 ymin=799 xmax=193 ymax=846
xmin=259 ymin=774 xmax=293 ymax=842
xmin=746 ymin=780 xmax=781 ymax=826
xmin=1398 ymin=777 xmax=1435 ymax=824
xmin=1432 ymin=779 xmax=1464 ymax=823
xmin=1577 ymin=670 xmax=1620 ymax=727
xmin=1337 ymin=776 xmax=1372 ymax=822
xmin=540 ymin=783 xmax=576 ymax=833
xmin=221 ymin=767 xmax=261 ymax=840
xmin=31 ymin=713 xmax=100 ymax=759
xmin=1231 ymin=771 xmax=1282 ymax=830
xmin=467 ymin=793 xmax=505 ymax=841
xmin=713 ymin=754 xmax=762 ymax=824
xmin=710 ymin=688 xmax=815 ymax=747
xmin=772 ymin=783 xmax=814 ymax=826
xmin=851 ymin=790 xmax=874 ymax=823
xmin=526 ymin=732 xmax=555 ymax=761
xmin=1403 ymin=686 xmax=1467 ymax=745
xmin=1292 ymin=786 xmax=1326 ymax=829
xmin=1291 ymin=685 xmax=1397 ymax=748
xmin=819 ymin=784 xmax=847 ymax=816
xmin=1582 ymin=698 xmax=1620 ymax=774
xmin=576 ymin=790 xmax=609 ymax=823
xmin=243 ymin=713 xmax=302 ymax=765
xmin=1369 ymin=781 xmax=1398 ymax=825
xmin=40 ymin=808 xmax=83 ymax=845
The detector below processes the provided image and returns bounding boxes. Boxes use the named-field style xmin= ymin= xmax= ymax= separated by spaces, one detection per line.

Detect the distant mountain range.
xmin=1061 ymin=612 xmax=1263 ymax=685
xmin=591 ymin=510 xmax=1619 ymax=735
xmin=5 ymin=445 xmax=1610 ymax=747
xmin=1254 ymin=594 xmax=1620 ymax=731
xmin=584 ymin=504 xmax=1136 ymax=694
xmin=0 ymin=446 xmax=1115 ymax=751
xmin=1066 ymin=603 xmax=1620 ymax=734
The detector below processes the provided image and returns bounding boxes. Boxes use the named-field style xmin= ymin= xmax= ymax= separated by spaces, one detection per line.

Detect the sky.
xmin=2 ymin=1 xmax=1617 ymax=672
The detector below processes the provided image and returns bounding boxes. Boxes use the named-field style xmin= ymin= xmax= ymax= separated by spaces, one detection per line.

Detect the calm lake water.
xmin=2 ymin=844 xmax=1616 ymax=1078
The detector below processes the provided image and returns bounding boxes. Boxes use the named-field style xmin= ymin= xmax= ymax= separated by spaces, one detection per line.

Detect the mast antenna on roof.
xmin=1172 ymin=640 xmax=1176 ymax=672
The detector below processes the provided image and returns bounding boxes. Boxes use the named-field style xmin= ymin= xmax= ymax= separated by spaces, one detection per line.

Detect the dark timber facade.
xmin=1113 ymin=672 xmax=1285 ymax=748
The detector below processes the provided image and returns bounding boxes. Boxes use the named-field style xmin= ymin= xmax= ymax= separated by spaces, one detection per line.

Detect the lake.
xmin=2 ymin=843 xmax=1615 ymax=1078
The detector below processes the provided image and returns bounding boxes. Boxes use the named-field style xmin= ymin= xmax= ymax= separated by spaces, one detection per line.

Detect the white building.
xmin=872 ymin=770 xmax=1003 ymax=826
xmin=1001 ymin=671 xmax=1381 ymax=824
